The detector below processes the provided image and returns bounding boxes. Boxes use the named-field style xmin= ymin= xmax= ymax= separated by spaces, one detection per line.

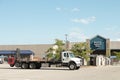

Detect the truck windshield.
xmin=69 ymin=53 xmax=75 ymax=58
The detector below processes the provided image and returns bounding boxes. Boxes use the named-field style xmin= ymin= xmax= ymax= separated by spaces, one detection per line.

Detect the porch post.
xmin=106 ymin=39 xmax=110 ymax=57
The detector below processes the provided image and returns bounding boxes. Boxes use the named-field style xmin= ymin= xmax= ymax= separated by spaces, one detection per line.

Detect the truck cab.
xmin=61 ymin=51 xmax=81 ymax=70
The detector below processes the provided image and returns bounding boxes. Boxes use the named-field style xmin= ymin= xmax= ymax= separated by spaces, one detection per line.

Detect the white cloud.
xmin=105 ymin=25 xmax=118 ymax=31
xmin=71 ymin=8 xmax=80 ymax=12
xmin=68 ymin=27 xmax=88 ymax=42
xmin=56 ymin=7 xmax=80 ymax=12
xmin=71 ymin=16 xmax=96 ymax=24
xmin=56 ymin=7 xmax=61 ymax=11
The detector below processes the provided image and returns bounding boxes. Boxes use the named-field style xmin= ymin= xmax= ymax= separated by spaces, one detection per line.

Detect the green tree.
xmin=71 ymin=42 xmax=93 ymax=61
xmin=46 ymin=47 xmax=53 ymax=53
xmin=46 ymin=39 xmax=65 ymax=60
xmin=114 ymin=52 xmax=120 ymax=60
xmin=54 ymin=39 xmax=65 ymax=53
xmin=54 ymin=39 xmax=64 ymax=47
xmin=46 ymin=47 xmax=54 ymax=59
xmin=54 ymin=39 xmax=65 ymax=60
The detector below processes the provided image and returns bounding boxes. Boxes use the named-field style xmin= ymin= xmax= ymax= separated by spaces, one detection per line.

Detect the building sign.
xmin=90 ymin=35 xmax=106 ymax=50
xmin=94 ymin=41 xmax=102 ymax=48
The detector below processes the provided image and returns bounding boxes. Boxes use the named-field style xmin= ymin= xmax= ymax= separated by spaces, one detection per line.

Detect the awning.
xmin=0 ymin=50 xmax=34 ymax=55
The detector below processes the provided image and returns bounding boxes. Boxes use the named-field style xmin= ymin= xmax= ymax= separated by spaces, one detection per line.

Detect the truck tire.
xmin=48 ymin=64 xmax=51 ymax=67
xmin=29 ymin=63 xmax=36 ymax=69
xmin=36 ymin=63 xmax=41 ymax=69
xmin=69 ymin=62 xmax=76 ymax=70
xmin=21 ymin=63 xmax=29 ymax=69
xmin=15 ymin=62 xmax=20 ymax=68
xmin=10 ymin=64 xmax=14 ymax=67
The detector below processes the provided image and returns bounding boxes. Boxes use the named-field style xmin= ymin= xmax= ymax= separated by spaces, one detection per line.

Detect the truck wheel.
xmin=10 ymin=64 xmax=14 ymax=67
xmin=29 ymin=63 xmax=36 ymax=69
xmin=15 ymin=63 xmax=20 ymax=68
xmin=21 ymin=63 xmax=28 ymax=69
xmin=36 ymin=63 xmax=41 ymax=69
xmin=48 ymin=64 xmax=51 ymax=67
xmin=69 ymin=63 xmax=76 ymax=70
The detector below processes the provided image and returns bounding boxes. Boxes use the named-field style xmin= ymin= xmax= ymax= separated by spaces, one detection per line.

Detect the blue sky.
xmin=0 ymin=0 xmax=120 ymax=44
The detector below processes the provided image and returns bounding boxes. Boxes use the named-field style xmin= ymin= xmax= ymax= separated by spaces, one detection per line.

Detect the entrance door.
xmin=62 ymin=52 xmax=69 ymax=63
xmin=90 ymin=57 xmax=96 ymax=66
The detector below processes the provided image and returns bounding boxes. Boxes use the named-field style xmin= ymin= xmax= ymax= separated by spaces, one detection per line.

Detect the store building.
xmin=86 ymin=35 xmax=120 ymax=65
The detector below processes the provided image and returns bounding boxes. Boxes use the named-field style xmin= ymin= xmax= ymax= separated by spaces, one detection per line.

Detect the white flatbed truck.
xmin=8 ymin=50 xmax=81 ymax=70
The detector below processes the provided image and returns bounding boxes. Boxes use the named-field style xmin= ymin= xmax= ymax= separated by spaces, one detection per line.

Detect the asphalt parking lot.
xmin=0 ymin=63 xmax=120 ymax=80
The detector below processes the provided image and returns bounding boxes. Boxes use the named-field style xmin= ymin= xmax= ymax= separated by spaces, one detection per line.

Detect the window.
xmin=69 ymin=53 xmax=75 ymax=58
xmin=64 ymin=53 xmax=67 ymax=57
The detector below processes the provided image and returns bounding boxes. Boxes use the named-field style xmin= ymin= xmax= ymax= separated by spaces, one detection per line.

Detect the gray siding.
xmin=0 ymin=44 xmax=53 ymax=57
xmin=110 ymin=41 xmax=120 ymax=49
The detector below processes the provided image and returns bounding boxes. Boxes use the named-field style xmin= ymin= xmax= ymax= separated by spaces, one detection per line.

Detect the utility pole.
xmin=65 ymin=34 xmax=69 ymax=50
xmin=65 ymin=34 xmax=68 ymax=42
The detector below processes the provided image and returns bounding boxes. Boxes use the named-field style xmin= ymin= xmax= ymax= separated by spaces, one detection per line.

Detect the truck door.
xmin=62 ymin=52 xmax=69 ymax=63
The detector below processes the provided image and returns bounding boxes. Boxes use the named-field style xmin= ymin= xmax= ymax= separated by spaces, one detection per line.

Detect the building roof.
xmin=90 ymin=35 xmax=107 ymax=40
xmin=0 ymin=50 xmax=34 ymax=55
xmin=110 ymin=41 xmax=120 ymax=49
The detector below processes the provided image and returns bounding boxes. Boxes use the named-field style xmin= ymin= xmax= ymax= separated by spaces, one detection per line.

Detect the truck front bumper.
xmin=76 ymin=62 xmax=81 ymax=67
